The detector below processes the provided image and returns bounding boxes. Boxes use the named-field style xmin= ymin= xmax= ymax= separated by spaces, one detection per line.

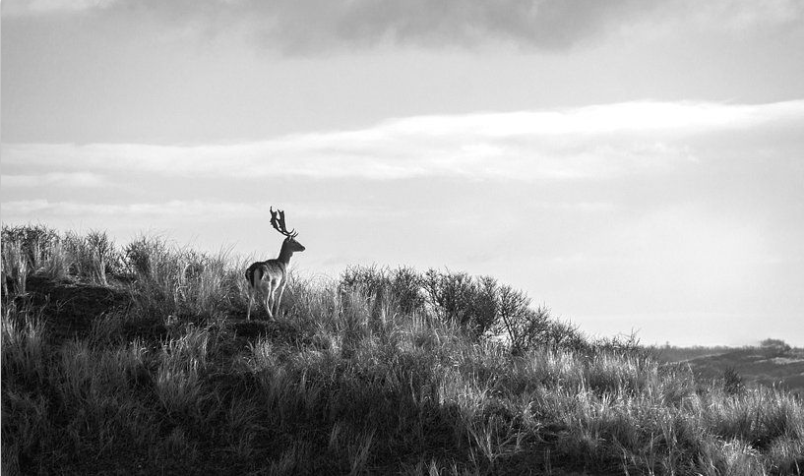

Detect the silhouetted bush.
xmin=389 ymin=266 xmax=425 ymax=314
xmin=422 ymin=269 xmax=496 ymax=337
xmin=342 ymin=266 xmax=591 ymax=355
xmin=760 ymin=338 xmax=791 ymax=353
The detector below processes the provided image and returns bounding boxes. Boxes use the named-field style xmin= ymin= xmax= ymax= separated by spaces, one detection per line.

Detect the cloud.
xmin=3 ymin=0 xmax=801 ymax=53
xmin=0 ymin=199 xmax=404 ymax=233
xmin=684 ymin=0 xmax=804 ymax=30
xmin=4 ymin=0 xmax=645 ymax=50
xmin=3 ymin=100 xmax=802 ymax=185
xmin=1 ymin=173 xmax=107 ymax=188
xmin=0 ymin=199 xmax=260 ymax=219
xmin=248 ymin=0 xmax=658 ymax=52
xmin=1 ymin=0 xmax=120 ymax=16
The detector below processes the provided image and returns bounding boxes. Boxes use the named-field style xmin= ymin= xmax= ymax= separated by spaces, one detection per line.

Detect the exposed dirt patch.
xmin=11 ymin=275 xmax=134 ymax=342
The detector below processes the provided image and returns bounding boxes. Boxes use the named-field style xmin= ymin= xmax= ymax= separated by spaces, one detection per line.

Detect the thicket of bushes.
xmin=2 ymin=225 xmax=803 ymax=475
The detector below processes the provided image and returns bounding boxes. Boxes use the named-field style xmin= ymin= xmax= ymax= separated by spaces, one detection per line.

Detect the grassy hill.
xmin=2 ymin=226 xmax=803 ymax=475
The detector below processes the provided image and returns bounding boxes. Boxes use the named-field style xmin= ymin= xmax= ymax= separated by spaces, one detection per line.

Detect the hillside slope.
xmin=3 ymin=227 xmax=803 ymax=475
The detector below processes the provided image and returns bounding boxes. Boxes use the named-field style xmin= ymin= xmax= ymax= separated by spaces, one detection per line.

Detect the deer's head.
xmin=271 ymin=207 xmax=306 ymax=252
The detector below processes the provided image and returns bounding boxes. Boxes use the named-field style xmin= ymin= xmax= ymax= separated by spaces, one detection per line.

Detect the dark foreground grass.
xmin=2 ymin=227 xmax=803 ymax=475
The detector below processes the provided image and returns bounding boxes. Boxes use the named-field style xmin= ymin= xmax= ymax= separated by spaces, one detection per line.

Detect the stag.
xmin=245 ymin=207 xmax=305 ymax=320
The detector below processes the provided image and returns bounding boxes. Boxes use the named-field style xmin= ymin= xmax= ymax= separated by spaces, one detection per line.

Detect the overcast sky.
xmin=2 ymin=0 xmax=803 ymax=346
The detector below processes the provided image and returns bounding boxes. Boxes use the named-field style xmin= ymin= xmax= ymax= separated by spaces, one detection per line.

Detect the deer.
xmin=245 ymin=207 xmax=306 ymax=320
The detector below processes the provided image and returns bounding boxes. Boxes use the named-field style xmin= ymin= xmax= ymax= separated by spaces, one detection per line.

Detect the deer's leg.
xmin=263 ymin=294 xmax=272 ymax=319
xmin=264 ymin=280 xmax=276 ymax=320
xmin=274 ymin=280 xmax=287 ymax=318
xmin=246 ymin=271 xmax=255 ymax=321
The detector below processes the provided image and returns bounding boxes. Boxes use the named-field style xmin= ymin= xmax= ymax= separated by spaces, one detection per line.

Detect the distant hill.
xmin=655 ymin=346 xmax=804 ymax=394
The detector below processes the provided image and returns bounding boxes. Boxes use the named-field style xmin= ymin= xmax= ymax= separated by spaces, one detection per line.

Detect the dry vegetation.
xmin=2 ymin=225 xmax=803 ymax=475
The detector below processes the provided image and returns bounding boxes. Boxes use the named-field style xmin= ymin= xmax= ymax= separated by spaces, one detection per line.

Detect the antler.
xmin=270 ymin=207 xmax=298 ymax=238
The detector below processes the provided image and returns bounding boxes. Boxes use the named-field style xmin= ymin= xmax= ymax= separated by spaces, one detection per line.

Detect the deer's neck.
xmin=277 ymin=241 xmax=294 ymax=265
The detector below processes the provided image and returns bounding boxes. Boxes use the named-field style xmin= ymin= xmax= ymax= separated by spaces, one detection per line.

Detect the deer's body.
xmin=245 ymin=208 xmax=305 ymax=320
